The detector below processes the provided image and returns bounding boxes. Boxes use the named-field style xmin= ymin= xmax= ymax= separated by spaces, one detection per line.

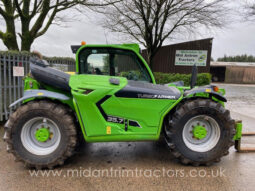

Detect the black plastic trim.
xmin=129 ymin=120 xmax=140 ymax=127
xmin=96 ymin=95 xmax=125 ymax=124
xmin=96 ymin=95 xmax=111 ymax=120
xmin=115 ymin=80 xmax=181 ymax=100
xmin=74 ymin=98 xmax=87 ymax=135
xmin=71 ymin=45 xmax=82 ymax=54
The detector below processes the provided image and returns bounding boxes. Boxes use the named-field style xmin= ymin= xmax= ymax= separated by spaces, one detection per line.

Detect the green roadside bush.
xmin=153 ymin=72 xmax=211 ymax=86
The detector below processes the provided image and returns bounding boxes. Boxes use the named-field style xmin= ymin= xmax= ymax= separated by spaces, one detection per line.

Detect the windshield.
xmin=78 ymin=48 xmax=152 ymax=82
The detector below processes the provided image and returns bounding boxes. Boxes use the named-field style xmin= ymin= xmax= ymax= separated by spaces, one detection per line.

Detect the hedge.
xmin=153 ymin=72 xmax=211 ymax=86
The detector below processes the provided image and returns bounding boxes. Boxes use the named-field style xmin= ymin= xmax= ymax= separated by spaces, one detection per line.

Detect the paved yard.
xmin=0 ymin=83 xmax=255 ymax=191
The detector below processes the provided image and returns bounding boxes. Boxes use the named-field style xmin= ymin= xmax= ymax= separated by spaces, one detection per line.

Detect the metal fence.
xmin=47 ymin=58 xmax=76 ymax=72
xmin=0 ymin=52 xmax=75 ymax=121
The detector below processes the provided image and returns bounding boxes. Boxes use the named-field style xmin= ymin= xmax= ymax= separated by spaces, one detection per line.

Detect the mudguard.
xmin=9 ymin=90 xmax=70 ymax=108
xmin=184 ymin=87 xmax=227 ymax=102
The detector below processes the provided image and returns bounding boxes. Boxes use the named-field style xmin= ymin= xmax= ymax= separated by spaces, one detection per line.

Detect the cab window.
xmin=78 ymin=48 xmax=152 ymax=82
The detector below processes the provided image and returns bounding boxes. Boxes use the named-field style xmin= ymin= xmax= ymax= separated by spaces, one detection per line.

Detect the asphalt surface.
xmin=0 ymin=83 xmax=255 ymax=191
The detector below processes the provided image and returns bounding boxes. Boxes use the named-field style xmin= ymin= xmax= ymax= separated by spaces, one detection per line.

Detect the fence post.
xmin=0 ymin=54 xmax=2 ymax=121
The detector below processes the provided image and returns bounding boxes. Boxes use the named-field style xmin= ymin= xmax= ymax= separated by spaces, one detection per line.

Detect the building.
xmin=142 ymin=38 xmax=255 ymax=84
xmin=142 ymin=38 xmax=213 ymax=74
xmin=210 ymin=62 xmax=255 ymax=83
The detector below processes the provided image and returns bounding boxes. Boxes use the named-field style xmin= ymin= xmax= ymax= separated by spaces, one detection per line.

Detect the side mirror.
xmin=190 ymin=64 xmax=197 ymax=89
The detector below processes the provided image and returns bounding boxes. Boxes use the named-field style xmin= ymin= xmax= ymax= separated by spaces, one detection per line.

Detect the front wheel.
xmin=164 ymin=99 xmax=235 ymax=166
xmin=3 ymin=100 xmax=77 ymax=169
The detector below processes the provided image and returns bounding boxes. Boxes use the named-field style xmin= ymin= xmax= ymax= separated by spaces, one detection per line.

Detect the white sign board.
xmin=13 ymin=66 xmax=24 ymax=77
xmin=175 ymin=50 xmax=208 ymax=66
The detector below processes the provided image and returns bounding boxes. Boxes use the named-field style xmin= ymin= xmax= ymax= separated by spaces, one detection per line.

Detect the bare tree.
xmin=243 ymin=1 xmax=255 ymax=20
xmin=0 ymin=0 xmax=114 ymax=51
xmin=98 ymin=0 xmax=229 ymax=67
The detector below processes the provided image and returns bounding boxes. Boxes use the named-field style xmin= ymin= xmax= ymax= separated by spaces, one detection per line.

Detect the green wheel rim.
xmin=193 ymin=125 xmax=207 ymax=140
xmin=35 ymin=127 xmax=50 ymax=142
xmin=21 ymin=117 xmax=61 ymax=156
xmin=182 ymin=115 xmax=221 ymax=152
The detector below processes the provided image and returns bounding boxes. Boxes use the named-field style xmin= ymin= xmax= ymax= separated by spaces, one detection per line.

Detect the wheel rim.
xmin=21 ymin=117 xmax=61 ymax=156
xmin=182 ymin=115 xmax=221 ymax=152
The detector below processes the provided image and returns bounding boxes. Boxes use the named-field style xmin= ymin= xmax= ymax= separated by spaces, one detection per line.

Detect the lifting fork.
xmin=234 ymin=121 xmax=255 ymax=152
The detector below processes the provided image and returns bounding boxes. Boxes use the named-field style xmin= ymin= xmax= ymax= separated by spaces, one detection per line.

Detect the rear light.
xmin=213 ymin=86 xmax=219 ymax=92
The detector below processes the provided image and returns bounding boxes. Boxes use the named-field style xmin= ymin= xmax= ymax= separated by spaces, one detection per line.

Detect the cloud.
xmin=211 ymin=22 xmax=255 ymax=59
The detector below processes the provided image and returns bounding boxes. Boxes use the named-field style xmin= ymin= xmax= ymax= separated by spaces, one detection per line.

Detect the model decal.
xmin=107 ymin=116 xmax=124 ymax=124
xmin=138 ymin=94 xmax=176 ymax=99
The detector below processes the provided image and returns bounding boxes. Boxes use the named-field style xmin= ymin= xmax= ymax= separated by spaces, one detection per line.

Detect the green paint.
xmin=35 ymin=128 xmax=50 ymax=142
xmin=193 ymin=126 xmax=207 ymax=140
xmin=23 ymin=77 xmax=74 ymax=110
xmin=24 ymin=76 xmax=40 ymax=90
xmin=233 ymin=122 xmax=243 ymax=141
xmin=68 ymin=74 xmax=184 ymax=142
xmin=18 ymin=42 xmax=241 ymax=143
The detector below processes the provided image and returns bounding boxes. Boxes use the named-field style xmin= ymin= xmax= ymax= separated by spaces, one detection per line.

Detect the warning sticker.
xmin=13 ymin=66 xmax=24 ymax=77
xmin=106 ymin=126 xmax=111 ymax=134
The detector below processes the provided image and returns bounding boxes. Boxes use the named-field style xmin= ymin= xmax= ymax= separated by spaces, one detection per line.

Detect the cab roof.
xmin=71 ymin=43 xmax=140 ymax=54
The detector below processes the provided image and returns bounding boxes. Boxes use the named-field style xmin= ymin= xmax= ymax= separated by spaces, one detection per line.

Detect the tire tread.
xmin=3 ymin=100 xmax=78 ymax=169
xmin=164 ymin=99 xmax=235 ymax=166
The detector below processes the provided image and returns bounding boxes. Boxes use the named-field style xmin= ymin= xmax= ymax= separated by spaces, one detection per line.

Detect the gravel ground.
xmin=0 ymin=83 xmax=254 ymax=191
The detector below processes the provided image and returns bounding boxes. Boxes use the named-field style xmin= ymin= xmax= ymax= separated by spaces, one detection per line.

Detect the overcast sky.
xmin=0 ymin=2 xmax=255 ymax=60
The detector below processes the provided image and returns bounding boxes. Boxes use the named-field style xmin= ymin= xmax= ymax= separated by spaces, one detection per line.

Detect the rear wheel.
xmin=3 ymin=100 xmax=77 ymax=169
xmin=164 ymin=99 xmax=235 ymax=166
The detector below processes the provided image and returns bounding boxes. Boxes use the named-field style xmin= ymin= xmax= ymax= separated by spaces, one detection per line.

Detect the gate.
xmin=0 ymin=52 xmax=75 ymax=121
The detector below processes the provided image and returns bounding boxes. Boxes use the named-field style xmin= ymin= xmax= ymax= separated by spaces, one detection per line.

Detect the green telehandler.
xmin=3 ymin=43 xmax=242 ymax=169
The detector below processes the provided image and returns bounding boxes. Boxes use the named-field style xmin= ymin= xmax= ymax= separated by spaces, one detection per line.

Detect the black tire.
xmin=3 ymin=100 xmax=77 ymax=169
xmin=164 ymin=99 xmax=235 ymax=166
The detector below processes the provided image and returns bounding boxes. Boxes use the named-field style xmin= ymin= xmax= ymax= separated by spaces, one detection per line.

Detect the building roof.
xmin=157 ymin=38 xmax=213 ymax=49
xmin=211 ymin=62 xmax=255 ymax=67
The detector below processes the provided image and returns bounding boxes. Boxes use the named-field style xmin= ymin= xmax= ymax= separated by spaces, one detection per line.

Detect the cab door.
xmin=71 ymin=47 xmax=173 ymax=142
xmin=70 ymin=74 xmax=178 ymax=142
xmin=77 ymin=47 xmax=153 ymax=83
